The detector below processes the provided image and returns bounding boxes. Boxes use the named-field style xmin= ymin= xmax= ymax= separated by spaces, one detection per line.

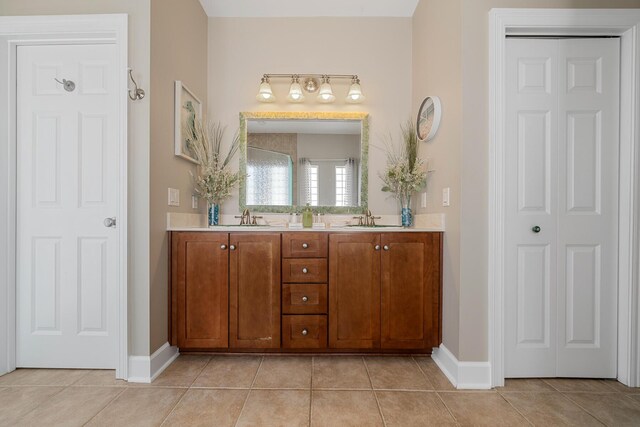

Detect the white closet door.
xmin=505 ymin=39 xmax=559 ymax=377
xmin=505 ymin=38 xmax=619 ymax=378
xmin=556 ymin=39 xmax=619 ymax=378
xmin=16 ymin=44 xmax=120 ymax=369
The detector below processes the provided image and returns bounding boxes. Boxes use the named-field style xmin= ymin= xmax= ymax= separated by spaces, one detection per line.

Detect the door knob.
xmin=229 ymin=245 xmax=236 ymax=250
xmin=383 ymin=245 xmax=390 ymax=251
xmin=532 ymin=226 xmax=541 ymax=233
xmin=374 ymin=245 xmax=381 ymax=251
xmin=301 ymin=328 xmax=308 ymax=336
xmin=103 ymin=217 xmax=116 ymax=228
xmin=302 ymin=243 xmax=309 ymax=249
xmin=302 ymin=296 xmax=308 ymax=302
xmin=220 ymin=244 xmax=227 ymax=250
xmin=302 ymin=268 xmax=308 ymax=274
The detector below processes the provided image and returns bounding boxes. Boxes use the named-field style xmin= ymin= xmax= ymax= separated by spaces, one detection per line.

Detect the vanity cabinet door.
xmin=329 ymin=233 xmax=381 ymax=349
xmin=173 ymin=232 xmax=229 ymax=349
xmin=381 ymin=233 xmax=442 ymax=349
xmin=229 ymin=233 xmax=281 ymax=348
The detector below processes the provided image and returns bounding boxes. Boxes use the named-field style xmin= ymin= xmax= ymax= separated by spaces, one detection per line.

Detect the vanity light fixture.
xmin=256 ymin=73 xmax=365 ymax=104
xmin=256 ymin=75 xmax=276 ymax=103
xmin=317 ymin=76 xmax=336 ymax=103
xmin=346 ymin=76 xmax=365 ymax=104
xmin=287 ymin=75 xmax=305 ymax=102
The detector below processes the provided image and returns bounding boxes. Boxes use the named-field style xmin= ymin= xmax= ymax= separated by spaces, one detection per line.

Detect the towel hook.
xmin=128 ymin=69 xmax=145 ymax=101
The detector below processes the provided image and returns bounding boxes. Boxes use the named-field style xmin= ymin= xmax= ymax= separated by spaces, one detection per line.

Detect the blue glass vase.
xmin=401 ymin=197 xmax=413 ymax=227
xmin=208 ymin=203 xmax=220 ymax=226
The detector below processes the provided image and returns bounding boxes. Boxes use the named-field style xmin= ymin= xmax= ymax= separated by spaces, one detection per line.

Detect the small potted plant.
xmin=187 ymin=119 xmax=244 ymax=226
xmin=380 ymin=121 xmax=428 ymax=227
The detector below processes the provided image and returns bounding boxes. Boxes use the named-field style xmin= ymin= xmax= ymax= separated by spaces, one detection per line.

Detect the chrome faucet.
xmin=235 ymin=209 xmax=251 ymax=225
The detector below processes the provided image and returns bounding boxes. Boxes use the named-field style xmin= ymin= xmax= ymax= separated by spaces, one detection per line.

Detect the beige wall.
xmin=0 ymin=0 xmax=152 ymax=356
xmin=149 ymin=0 xmax=208 ymax=353
xmin=412 ymin=0 xmax=463 ymax=357
xmin=208 ymin=17 xmax=413 ymax=215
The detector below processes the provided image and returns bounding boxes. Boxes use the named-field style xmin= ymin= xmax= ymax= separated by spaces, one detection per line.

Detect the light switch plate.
xmin=191 ymin=195 xmax=199 ymax=209
xmin=168 ymin=188 xmax=180 ymax=207
xmin=442 ymin=187 xmax=450 ymax=207
xmin=421 ymin=192 xmax=427 ymax=208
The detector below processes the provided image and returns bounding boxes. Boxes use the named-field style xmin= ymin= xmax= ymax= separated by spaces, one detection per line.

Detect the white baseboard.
xmin=127 ymin=342 xmax=179 ymax=383
xmin=432 ymin=344 xmax=491 ymax=389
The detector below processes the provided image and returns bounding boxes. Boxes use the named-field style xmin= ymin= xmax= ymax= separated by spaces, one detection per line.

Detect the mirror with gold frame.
xmin=239 ymin=112 xmax=369 ymax=214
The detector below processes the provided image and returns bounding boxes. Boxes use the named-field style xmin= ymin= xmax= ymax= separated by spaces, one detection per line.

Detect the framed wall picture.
xmin=174 ymin=81 xmax=202 ymax=163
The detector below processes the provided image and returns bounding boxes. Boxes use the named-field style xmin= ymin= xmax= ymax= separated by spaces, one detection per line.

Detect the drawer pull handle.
xmin=220 ymin=244 xmax=227 ymax=250
xmin=302 ymin=296 xmax=309 ymax=302
xmin=229 ymin=245 xmax=236 ymax=251
xmin=302 ymin=243 xmax=309 ymax=249
xmin=302 ymin=268 xmax=308 ymax=274
xmin=301 ymin=328 xmax=308 ymax=336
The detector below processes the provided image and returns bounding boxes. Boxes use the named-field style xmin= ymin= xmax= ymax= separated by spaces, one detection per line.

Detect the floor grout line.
xmin=411 ymin=355 xmax=437 ymax=391
xmin=158 ymin=388 xmax=190 ymax=427
xmin=81 ymin=385 xmax=128 ymax=426
xmin=496 ymin=389 xmax=534 ymax=426
xmin=233 ymin=355 xmax=264 ymax=427
xmin=559 ymin=391 xmax=611 ymax=426
xmin=433 ymin=390 xmax=461 ymax=425
xmin=362 ymin=356 xmax=388 ymax=427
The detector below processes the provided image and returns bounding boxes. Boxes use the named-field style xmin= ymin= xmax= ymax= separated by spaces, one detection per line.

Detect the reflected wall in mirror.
xmin=239 ymin=112 xmax=369 ymax=214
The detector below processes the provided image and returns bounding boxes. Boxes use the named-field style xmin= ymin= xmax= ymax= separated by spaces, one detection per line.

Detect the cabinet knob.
xmin=374 ymin=245 xmax=381 ymax=251
xmin=532 ymin=226 xmax=541 ymax=233
xmin=302 ymin=243 xmax=309 ymax=249
xmin=302 ymin=296 xmax=308 ymax=302
xmin=302 ymin=267 xmax=308 ymax=274
xmin=220 ymin=244 xmax=227 ymax=250
xmin=301 ymin=328 xmax=308 ymax=336
xmin=229 ymin=245 xmax=236 ymax=251
xmin=383 ymin=245 xmax=389 ymax=251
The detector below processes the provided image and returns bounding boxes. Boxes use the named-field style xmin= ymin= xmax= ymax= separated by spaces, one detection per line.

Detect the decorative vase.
xmin=208 ymin=202 xmax=220 ymax=226
xmin=400 ymin=196 xmax=413 ymax=227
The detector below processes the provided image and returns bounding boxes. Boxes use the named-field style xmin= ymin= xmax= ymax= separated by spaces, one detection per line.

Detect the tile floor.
xmin=1 ymin=355 xmax=639 ymax=426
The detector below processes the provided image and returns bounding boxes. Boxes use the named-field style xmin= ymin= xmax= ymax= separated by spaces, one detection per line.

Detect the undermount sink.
xmin=207 ymin=224 xmax=273 ymax=229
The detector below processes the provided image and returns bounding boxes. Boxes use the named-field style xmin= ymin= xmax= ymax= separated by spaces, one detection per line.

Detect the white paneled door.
xmin=505 ymin=38 xmax=620 ymax=378
xmin=16 ymin=44 xmax=119 ymax=368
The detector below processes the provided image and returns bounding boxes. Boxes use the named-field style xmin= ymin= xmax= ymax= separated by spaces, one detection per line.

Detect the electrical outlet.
xmin=168 ymin=188 xmax=180 ymax=207
xmin=191 ymin=195 xmax=199 ymax=209
xmin=442 ymin=188 xmax=450 ymax=207
xmin=421 ymin=192 xmax=427 ymax=208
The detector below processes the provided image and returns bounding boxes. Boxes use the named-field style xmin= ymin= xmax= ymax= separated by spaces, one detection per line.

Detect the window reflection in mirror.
xmin=240 ymin=113 xmax=369 ymax=214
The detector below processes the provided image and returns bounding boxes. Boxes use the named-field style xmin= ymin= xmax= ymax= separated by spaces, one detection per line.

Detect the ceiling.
xmin=198 ymin=0 xmax=419 ymax=18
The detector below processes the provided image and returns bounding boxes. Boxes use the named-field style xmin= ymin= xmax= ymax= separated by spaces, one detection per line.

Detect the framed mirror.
xmin=239 ymin=112 xmax=369 ymax=214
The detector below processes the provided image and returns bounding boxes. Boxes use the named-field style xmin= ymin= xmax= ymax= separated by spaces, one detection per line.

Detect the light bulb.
xmin=346 ymin=78 xmax=365 ymax=104
xmin=317 ymin=79 xmax=335 ymax=103
xmin=287 ymin=77 xmax=305 ymax=103
xmin=256 ymin=77 xmax=275 ymax=103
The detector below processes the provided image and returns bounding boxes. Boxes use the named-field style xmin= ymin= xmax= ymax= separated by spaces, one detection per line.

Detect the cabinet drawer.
xmin=283 ymin=283 xmax=327 ymax=314
xmin=282 ymin=233 xmax=328 ymax=258
xmin=282 ymin=315 xmax=327 ymax=349
xmin=283 ymin=258 xmax=328 ymax=283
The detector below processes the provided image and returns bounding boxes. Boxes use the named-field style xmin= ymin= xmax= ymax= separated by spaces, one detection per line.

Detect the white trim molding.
xmin=0 ymin=14 xmax=129 ymax=379
xmin=432 ymin=345 xmax=492 ymax=390
xmin=489 ymin=8 xmax=640 ymax=388
xmin=128 ymin=343 xmax=179 ymax=384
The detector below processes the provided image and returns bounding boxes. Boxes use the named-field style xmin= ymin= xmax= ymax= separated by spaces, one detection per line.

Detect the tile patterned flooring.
xmin=1 ymin=355 xmax=639 ymax=426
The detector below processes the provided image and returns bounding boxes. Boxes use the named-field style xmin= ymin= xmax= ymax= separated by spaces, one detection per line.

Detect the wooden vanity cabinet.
xmin=229 ymin=233 xmax=281 ymax=349
xmin=171 ymin=232 xmax=229 ymax=349
xmin=328 ymin=233 xmax=382 ymax=349
xmin=381 ymin=233 xmax=442 ymax=349
xmin=328 ymin=232 xmax=442 ymax=350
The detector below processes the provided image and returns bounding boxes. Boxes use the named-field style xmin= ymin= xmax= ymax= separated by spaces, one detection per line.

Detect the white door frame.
xmin=0 ymin=15 xmax=129 ymax=379
xmin=489 ymin=8 xmax=640 ymax=388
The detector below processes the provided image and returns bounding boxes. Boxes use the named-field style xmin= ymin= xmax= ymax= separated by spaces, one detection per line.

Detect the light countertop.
xmin=167 ymin=225 xmax=444 ymax=232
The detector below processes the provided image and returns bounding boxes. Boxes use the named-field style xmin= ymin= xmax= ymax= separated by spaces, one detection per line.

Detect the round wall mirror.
xmin=416 ymin=96 xmax=441 ymax=141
